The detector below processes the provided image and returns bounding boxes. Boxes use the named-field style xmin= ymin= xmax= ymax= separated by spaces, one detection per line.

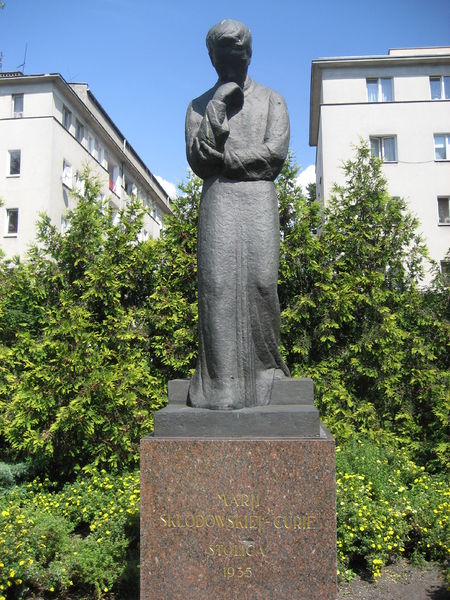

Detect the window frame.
xmin=62 ymin=105 xmax=72 ymax=130
xmin=12 ymin=93 xmax=24 ymax=118
xmin=75 ymin=119 xmax=84 ymax=143
xmin=430 ymin=76 xmax=450 ymax=100
xmin=366 ymin=77 xmax=393 ymax=102
xmin=87 ymin=135 xmax=94 ymax=155
xmin=5 ymin=208 xmax=19 ymax=236
xmin=434 ymin=134 xmax=450 ymax=161
xmin=8 ymin=149 xmax=21 ymax=176
xmin=437 ymin=196 xmax=450 ymax=225
xmin=62 ymin=160 xmax=73 ymax=188
xmin=369 ymin=135 xmax=398 ymax=163
xmin=440 ymin=260 xmax=450 ymax=286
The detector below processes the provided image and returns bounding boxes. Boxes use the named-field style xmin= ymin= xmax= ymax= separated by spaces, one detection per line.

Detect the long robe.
xmin=185 ymin=76 xmax=290 ymax=410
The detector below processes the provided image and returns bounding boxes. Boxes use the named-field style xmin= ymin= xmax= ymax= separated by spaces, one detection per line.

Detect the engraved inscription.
xmin=223 ymin=566 xmax=253 ymax=579
xmin=157 ymin=491 xmax=317 ymax=579
xmin=209 ymin=544 xmax=266 ymax=557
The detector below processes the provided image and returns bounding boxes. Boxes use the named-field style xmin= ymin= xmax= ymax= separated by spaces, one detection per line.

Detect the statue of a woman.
xmin=185 ymin=19 xmax=290 ymax=410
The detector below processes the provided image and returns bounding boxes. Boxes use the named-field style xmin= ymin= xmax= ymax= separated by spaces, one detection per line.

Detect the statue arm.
xmin=185 ymin=99 xmax=230 ymax=179
xmin=223 ymin=91 xmax=290 ymax=181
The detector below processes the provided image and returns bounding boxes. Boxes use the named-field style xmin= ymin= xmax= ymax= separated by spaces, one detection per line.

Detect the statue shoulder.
xmin=250 ymin=80 xmax=287 ymax=107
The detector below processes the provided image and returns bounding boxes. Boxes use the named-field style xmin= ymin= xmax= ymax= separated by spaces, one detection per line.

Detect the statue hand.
xmin=213 ymin=82 xmax=244 ymax=109
xmin=198 ymin=140 xmax=224 ymax=164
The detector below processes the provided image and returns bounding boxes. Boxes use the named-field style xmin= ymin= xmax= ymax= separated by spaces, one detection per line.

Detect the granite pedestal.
xmin=140 ymin=379 xmax=337 ymax=600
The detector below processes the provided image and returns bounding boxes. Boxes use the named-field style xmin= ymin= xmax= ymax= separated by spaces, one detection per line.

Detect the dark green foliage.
xmin=277 ymin=145 xmax=449 ymax=469
xmin=0 ymin=145 xmax=448 ymax=476
xmin=146 ymin=173 xmax=200 ymax=380
xmin=0 ymin=461 xmax=29 ymax=489
xmin=0 ymin=171 xmax=165 ymax=477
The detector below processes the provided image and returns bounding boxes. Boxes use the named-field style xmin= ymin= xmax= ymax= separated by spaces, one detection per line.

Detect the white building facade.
xmin=0 ymin=72 xmax=171 ymax=259
xmin=310 ymin=47 xmax=450 ymax=279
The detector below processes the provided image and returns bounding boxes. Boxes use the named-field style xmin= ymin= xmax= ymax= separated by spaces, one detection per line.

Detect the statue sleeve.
xmin=223 ymin=91 xmax=290 ymax=181
xmin=185 ymin=99 xmax=230 ymax=179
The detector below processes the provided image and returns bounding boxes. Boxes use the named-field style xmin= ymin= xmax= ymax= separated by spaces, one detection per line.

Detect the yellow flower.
xmin=49 ymin=586 xmax=55 ymax=592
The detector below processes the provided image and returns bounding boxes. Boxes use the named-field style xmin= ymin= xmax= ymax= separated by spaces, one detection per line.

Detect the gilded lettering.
xmin=185 ymin=514 xmax=195 ymax=528
xmin=208 ymin=543 xmax=266 ymax=558
xmin=195 ymin=515 xmax=205 ymax=528
xmin=248 ymin=515 xmax=262 ymax=533
xmin=308 ymin=515 xmax=316 ymax=529
xmin=235 ymin=515 xmax=244 ymax=529
xmin=215 ymin=515 xmax=225 ymax=527
xmin=217 ymin=494 xmax=229 ymax=508
xmin=160 ymin=515 xmax=167 ymax=527
xmin=168 ymin=515 xmax=177 ymax=528
xmin=217 ymin=493 xmax=261 ymax=510
xmin=175 ymin=514 xmax=185 ymax=528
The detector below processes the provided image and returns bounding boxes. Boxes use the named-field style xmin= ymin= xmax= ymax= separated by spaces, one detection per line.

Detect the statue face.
xmin=210 ymin=42 xmax=251 ymax=85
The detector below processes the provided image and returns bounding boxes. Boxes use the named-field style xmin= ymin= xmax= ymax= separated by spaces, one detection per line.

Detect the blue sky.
xmin=1 ymin=0 xmax=449 ymax=193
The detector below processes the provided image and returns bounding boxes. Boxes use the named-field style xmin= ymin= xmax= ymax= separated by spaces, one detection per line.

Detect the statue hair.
xmin=206 ymin=19 xmax=252 ymax=56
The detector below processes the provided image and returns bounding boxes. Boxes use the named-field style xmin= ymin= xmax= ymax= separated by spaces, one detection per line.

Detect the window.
xmin=61 ymin=215 xmax=70 ymax=234
xmin=62 ymin=160 xmax=72 ymax=188
xmin=8 ymin=150 xmax=21 ymax=175
xmin=370 ymin=136 xmax=397 ymax=162
xmin=434 ymin=134 xmax=450 ymax=160
xmin=12 ymin=94 xmax=24 ymax=117
xmin=366 ymin=78 xmax=393 ymax=102
xmin=75 ymin=171 xmax=85 ymax=195
xmin=108 ymin=163 xmax=119 ymax=194
xmin=430 ymin=76 xmax=450 ymax=100
xmin=125 ymin=181 xmax=137 ymax=197
xmin=88 ymin=136 xmax=94 ymax=155
xmin=438 ymin=197 xmax=450 ymax=224
xmin=5 ymin=208 xmax=18 ymax=235
xmin=75 ymin=119 xmax=84 ymax=143
xmin=62 ymin=105 xmax=71 ymax=130
xmin=96 ymin=140 xmax=104 ymax=165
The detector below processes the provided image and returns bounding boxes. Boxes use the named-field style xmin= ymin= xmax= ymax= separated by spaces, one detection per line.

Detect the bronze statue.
xmin=185 ymin=19 xmax=290 ymax=410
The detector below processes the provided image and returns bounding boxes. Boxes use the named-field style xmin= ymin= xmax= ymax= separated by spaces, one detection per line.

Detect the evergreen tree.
xmin=0 ymin=171 xmax=165 ymax=476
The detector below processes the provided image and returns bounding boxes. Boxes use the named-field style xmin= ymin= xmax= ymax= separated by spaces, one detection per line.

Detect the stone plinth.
xmin=156 ymin=377 xmax=321 ymax=438
xmin=140 ymin=431 xmax=337 ymax=599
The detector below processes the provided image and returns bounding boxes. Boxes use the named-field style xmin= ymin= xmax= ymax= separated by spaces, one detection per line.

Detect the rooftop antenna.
xmin=17 ymin=43 xmax=27 ymax=73
xmin=0 ymin=51 xmax=3 ymax=72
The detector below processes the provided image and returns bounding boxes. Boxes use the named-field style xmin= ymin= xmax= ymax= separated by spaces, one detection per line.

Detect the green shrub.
xmin=0 ymin=171 xmax=165 ymax=477
xmin=0 ymin=470 xmax=139 ymax=599
xmin=0 ymin=462 xmax=29 ymax=490
xmin=278 ymin=145 xmax=449 ymax=469
xmin=336 ymin=436 xmax=449 ymax=581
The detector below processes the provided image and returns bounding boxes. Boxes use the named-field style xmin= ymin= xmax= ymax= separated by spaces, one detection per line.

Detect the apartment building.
xmin=310 ymin=47 xmax=450 ymax=279
xmin=0 ymin=72 xmax=171 ymax=259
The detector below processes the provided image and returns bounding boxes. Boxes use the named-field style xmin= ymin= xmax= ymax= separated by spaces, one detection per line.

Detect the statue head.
xmin=206 ymin=19 xmax=252 ymax=86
